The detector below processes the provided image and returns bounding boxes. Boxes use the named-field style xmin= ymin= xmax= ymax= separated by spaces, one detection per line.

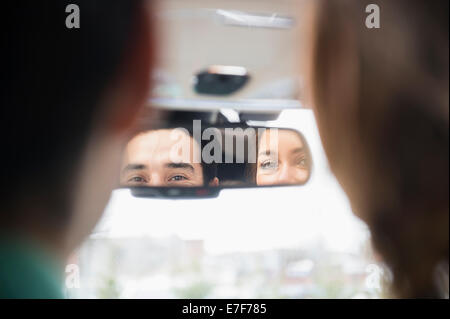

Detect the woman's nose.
xmin=277 ymin=164 xmax=298 ymax=184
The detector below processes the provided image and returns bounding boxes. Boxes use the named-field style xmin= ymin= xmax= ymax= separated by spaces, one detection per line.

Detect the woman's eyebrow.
xmin=290 ymin=147 xmax=305 ymax=154
xmin=165 ymin=162 xmax=195 ymax=172
xmin=258 ymin=150 xmax=278 ymax=157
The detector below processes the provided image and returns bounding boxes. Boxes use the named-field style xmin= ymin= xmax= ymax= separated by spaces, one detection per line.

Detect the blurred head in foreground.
xmin=303 ymin=0 xmax=449 ymax=297
xmin=0 ymin=0 xmax=153 ymax=297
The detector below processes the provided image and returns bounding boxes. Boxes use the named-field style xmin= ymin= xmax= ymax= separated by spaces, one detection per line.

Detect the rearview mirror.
xmin=119 ymin=122 xmax=312 ymax=198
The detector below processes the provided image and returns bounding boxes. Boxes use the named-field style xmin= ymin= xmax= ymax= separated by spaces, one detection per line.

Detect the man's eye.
xmin=168 ymin=175 xmax=188 ymax=182
xmin=128 ymin=176 xmax=147 ymax=184
xmin=260 ymin=160 xmax=277 ymax=170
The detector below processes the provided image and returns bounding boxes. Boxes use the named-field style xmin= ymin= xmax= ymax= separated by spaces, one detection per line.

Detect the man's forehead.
xmin=126 ymin=129 xmax=200 ymax=163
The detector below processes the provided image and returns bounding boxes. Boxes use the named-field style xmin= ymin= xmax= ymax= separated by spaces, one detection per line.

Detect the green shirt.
xmin=0 ymin=239 xmax=63 ymax=299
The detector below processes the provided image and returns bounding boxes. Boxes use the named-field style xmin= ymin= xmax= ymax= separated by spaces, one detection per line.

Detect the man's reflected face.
xmin=120 ymin=129 xmax=204 ymax=187
xmin=256 ymin=129 xmax=310 ymax=186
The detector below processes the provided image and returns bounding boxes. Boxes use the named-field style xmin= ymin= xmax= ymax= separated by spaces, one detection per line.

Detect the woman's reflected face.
xmin=256 ymin=129 xmax=310 ymax=186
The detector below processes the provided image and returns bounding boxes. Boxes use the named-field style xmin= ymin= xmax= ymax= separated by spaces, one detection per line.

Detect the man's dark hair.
xmin=1 ymin=1 xmax=145 ymax=221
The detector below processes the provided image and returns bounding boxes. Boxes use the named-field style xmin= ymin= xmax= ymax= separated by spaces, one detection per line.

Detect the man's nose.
xmin=148 ymin=173 xmax=164 ymax=186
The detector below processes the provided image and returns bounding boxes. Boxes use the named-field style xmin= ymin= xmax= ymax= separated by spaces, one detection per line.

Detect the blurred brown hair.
xmin=305 ymin=0 xmax=449 ymax=298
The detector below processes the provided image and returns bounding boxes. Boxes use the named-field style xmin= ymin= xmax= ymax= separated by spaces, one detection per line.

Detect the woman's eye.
xmin=296 ymin=157 xmax=307 ymax=168
xmin=260 ymin=160 xmax=277 ymax=170
xmin=169 ymin=175 xmax=188 ymax=182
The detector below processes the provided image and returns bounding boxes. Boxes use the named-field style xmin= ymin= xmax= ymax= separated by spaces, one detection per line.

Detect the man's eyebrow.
xmin=165 ymin=162 xmax=195 ymax=172
xmin=122 ymin=163 xmax=147 ymax=172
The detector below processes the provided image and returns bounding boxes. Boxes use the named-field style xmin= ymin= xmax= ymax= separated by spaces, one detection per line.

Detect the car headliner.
xmin=154 ymin=0 xmax=304 ymax=101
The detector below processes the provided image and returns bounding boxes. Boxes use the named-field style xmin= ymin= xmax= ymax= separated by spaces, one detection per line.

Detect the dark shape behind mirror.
xmin=119 ymin=123 xmax=312 ymax=198
xmin=194 ymin=65 xmax=250 ymax=96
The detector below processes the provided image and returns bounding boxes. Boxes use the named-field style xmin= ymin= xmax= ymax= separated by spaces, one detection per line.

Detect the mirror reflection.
xmin=120 ymin=125 xmax=312 ymax=189
xmin=255 ymin=129 xmax=311 ymax=186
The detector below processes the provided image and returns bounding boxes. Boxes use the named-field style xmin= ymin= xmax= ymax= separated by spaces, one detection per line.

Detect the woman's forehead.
xmin=258 ymin=129 xmax=304 ymax=152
